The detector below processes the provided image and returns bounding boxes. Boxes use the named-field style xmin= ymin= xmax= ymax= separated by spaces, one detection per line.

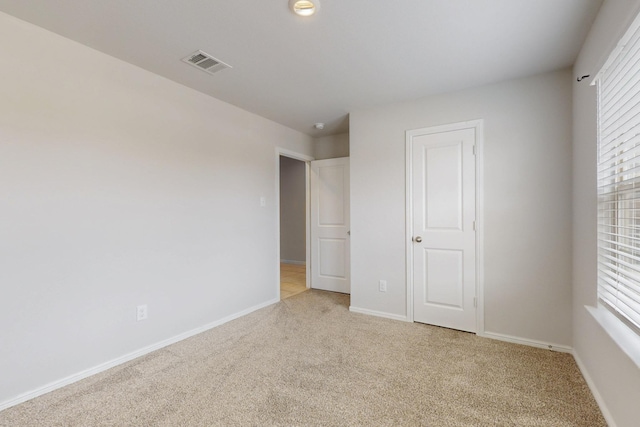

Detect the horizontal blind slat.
xmin=598 ymin=260 xmax=640 ymax=295
xmin=601 ymin=97 xmax=640 ymax=135
xmin=601 ymin=29 xmax=640 ymax=106
xmin=597 ymin=17 xmax=640 ymax=335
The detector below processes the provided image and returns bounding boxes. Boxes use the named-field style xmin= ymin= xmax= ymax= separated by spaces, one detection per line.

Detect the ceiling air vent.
xmin=182 ymin=50 xmax=231 ymax=75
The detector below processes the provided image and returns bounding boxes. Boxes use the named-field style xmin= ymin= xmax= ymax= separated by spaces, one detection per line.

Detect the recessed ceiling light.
xmin=314 ymin=123 xmax=325 ymax=130
xmin=289 ymin=0 xmax=320 ymax=17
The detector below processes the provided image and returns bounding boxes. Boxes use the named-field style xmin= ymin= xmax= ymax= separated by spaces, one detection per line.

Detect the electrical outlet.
xmin=379 ymin=280 xmax=387 ymax=292
xmin=136 ymin=304 xmax=148 ymax=321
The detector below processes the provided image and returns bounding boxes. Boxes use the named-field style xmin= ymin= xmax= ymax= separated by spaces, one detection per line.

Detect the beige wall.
xmin=0 ymin=12 xmax=313 ymax=406
xmin=350 ymin=69 xmax=574 ymax=347
xmin=279 ymin=156 xmax=306 ymax=263
xmin=313 ymin=133 xmax=349 ymax=160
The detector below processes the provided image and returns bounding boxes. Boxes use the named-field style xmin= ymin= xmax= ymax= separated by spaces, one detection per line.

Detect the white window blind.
xmin=596 ymin=13 xmax=640 ymax=333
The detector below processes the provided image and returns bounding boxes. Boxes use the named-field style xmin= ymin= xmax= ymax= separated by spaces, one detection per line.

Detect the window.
xmin=596 ymin=13 xmax=640 ymax=333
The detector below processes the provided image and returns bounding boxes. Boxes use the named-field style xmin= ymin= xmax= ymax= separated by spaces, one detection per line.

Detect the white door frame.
xmin=405 ymin=120 xmax=485 ymax=334
xmin=275 ymin=148 xmax=314 ymax=299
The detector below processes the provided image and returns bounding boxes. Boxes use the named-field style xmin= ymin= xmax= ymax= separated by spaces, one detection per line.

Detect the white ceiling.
xmin=0 ymin=0 xmax=602 ymax=136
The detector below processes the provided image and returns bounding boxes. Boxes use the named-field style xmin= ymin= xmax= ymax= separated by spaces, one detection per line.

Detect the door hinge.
xmin=474 ymin=297 xmax=477 ymax=308
xmin=473 ymin=220 xmax=477 ymax=231
xmin=472 ymin=145 xmax=477 ymax=155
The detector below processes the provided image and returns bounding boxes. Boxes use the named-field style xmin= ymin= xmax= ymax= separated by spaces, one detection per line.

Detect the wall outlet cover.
xmin=379 ymin=280 xmax=387 ymax=292
xmin=136 ymin=304 xmax=148 ymax=321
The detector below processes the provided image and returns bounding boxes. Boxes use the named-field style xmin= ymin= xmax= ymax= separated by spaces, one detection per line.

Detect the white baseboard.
xmin=349 ymin=306 xmax=410 ymax=322
xmin=479 ymin=331 xmax=573 ymax=353
xmin=0 ymin=297 xmax=280 ymax=412
xmin=280 ymin=259 xmax=306 ymax=266
xmin=573 ymin=351 xmax=616 ymax=427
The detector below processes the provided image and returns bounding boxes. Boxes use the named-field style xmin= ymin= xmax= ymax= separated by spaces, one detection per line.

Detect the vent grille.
xmin=188 ymin=53 xmax=208 ymax=64
xmin=182 ymin=50 xmax=231 ymax=75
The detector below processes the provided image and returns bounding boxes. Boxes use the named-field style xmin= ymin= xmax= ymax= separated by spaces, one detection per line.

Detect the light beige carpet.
xmin=0 ymin=290 xmax=605 ymax=426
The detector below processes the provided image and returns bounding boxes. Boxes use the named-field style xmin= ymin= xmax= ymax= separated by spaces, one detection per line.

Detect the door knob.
xmin=414 ymin=236 xmax=422 ymax=243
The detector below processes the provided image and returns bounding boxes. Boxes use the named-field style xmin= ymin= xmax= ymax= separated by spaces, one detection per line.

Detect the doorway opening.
xmin=278 ymin=154 xmax=310 ymax=300
xmin=276 ymin=148 xmax=350 ymax=300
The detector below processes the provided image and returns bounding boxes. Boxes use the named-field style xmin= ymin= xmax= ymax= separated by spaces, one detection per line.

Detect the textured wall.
xmin=0 ymin=12 xmax=313 ymax=405
xmin=313 ymin=133 xmax=349 ymax=160
xmin=350 ymin=69 xmax=573 ymax=346
xmin=280 ymin=156 xmax=306 ymax=263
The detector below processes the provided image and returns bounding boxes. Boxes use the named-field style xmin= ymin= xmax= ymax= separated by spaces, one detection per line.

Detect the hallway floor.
xmin=280 ymin=263 xmax=307 ymax=300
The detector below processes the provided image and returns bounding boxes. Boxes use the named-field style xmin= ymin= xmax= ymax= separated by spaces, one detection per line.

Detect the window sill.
xmin=586 ymin=304 xmax=640 ymax=369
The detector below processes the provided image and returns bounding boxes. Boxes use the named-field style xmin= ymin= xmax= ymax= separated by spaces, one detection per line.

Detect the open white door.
xmin=409 ymin=125 xmax=477 ymax=332
xmin=310 ymin=157 xmax=350 ymax=294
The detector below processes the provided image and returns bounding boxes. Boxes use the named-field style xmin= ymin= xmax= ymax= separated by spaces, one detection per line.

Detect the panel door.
xmin=310 ymin=157 xmax=350 ymax=294
xmin=411 ymin=128 xmax=476 ymax=332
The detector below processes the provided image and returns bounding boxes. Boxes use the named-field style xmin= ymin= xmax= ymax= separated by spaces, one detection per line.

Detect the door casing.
xmin=405 ymin=120 xmax=485 ymax=334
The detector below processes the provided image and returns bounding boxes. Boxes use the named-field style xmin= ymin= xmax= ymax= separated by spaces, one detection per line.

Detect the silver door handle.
xmin=413 ymin=236 xmax=422 ymax=243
